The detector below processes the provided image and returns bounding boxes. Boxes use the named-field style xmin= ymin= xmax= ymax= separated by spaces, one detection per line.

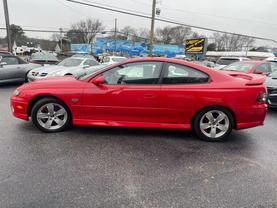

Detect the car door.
xmin=0 ymin=56 xmax=23 ymax=81
xmin=82 ymin=61 xmax=163 ymax=123
xmin=160 ymin=63 xmax=211 ymax=125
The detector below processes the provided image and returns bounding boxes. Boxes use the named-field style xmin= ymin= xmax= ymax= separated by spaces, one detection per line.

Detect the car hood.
xmin=30 ymin=65 xmax=81 ymax=74
xmin=18 ymin=76 xmax=85 ymax=90
xmin=265 ymin=76 xmax=277 ymax=88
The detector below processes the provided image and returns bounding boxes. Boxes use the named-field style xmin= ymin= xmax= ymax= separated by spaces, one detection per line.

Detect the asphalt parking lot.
xmin=1 ymin=85 xmax=277 ymax=208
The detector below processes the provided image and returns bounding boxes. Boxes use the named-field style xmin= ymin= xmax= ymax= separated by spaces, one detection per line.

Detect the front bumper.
xmin=10 ymin=96 xmax=29 ymax=120
xmin=267 ymin=89 xmax=277 ymax=108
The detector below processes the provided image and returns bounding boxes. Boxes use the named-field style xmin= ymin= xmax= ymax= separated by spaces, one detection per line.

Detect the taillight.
xmin=257 ymin=92 xmax=267 ymax=103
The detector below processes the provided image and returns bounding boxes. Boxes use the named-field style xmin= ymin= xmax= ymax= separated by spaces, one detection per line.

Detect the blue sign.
xmin=71 ymin=38 xmax=185 ymax=57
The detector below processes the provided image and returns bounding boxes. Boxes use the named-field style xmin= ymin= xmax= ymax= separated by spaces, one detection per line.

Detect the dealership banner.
xmin=185 ymin=38 xmax=206 ymax=54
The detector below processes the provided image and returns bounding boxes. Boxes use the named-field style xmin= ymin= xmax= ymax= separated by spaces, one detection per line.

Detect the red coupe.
xmin=11 ymin=57 xmax=267 ymax=141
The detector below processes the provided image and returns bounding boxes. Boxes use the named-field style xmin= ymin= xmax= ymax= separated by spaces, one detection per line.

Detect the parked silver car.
xmin=27 ymin=56 xmax=99 ymax=82
xmin=0 ymin=54 xmax=38 ymax=84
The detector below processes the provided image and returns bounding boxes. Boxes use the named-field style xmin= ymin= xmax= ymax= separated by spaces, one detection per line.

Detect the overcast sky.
xmin=0 ymin=0 xmax=277 ymax=46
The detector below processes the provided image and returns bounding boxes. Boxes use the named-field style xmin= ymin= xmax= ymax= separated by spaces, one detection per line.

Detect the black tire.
xmin=31 ymin=97 xmax=71 ymax=133
xmin=193 ymin=106 xmax=234 ymax=142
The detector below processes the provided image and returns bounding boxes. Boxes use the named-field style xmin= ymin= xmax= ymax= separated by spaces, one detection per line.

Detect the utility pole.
xmin=149 ymin=0 xmax=156 ymax=56
xmin=3 ymin=0 xmax=12 ymax=52
xmin=59 ymin=28 xmax=63 ymax=53
xmin=114 ymin=18 xmax=117 ymax=55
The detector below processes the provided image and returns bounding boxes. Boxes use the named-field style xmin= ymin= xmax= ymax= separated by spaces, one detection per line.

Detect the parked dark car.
xmin=265 ymin=70 xmax=277 ymax=108
xmin=29 ymin=52 xmax=59 ymax=65
xmin=0 ymin=54 xmax=38 ymax=84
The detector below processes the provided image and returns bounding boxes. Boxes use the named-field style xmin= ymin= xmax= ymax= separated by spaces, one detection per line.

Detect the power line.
xmin=132 ymin=0 xmax=277 ymax=27
xmin=0 ymin=27 xmax=149 ymax=40
xmin=64 ymin=0 xmax=277 ymax=44
xmin=159 ymin=6 xmax=277 ymax=28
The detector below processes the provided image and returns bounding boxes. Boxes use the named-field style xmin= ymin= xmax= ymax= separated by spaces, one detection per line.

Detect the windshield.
xmin=112 ymin=57 xmax=127 ymax=62
xmin=58 ymin=58 xmax=83 ymax=67
xmin=31 ymin=53 xmax=58 ymax=61
xmin=77 ymin=65 xmax=109 ymax=80
xmin=217 ymin=58 xmax=239 ymax=66
xmin=222 ymin=62 xmax=256 ymax=72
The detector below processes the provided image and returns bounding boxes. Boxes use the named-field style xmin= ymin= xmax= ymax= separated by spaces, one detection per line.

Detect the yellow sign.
xmin=185 ymin=38 xmax=206 ymax=54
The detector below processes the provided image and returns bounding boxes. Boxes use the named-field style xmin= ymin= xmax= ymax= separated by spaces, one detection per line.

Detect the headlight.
xmin=12 ymin=89 xmax=20 ymax=97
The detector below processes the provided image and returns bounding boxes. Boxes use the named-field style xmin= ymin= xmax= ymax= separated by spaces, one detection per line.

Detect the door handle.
xmin=144 ymin=93 xmax=154 ymax=98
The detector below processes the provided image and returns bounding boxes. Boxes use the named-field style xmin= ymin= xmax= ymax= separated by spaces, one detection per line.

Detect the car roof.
xmin=231 ymin=60 xmax=266 ymax=64
xmin=66 ymin=56 xmax=92 ymax=60
xmin=219 ymin=56 xmax=249 ymax=59
xmin=106 ymin=56 xmax=127 ymax=58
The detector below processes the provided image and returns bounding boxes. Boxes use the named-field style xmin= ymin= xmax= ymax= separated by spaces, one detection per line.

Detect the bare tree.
xmin=51 ymin=33 xmax=62 ymax=42
xmin=70 ymin=19 xmax=104 ymax=43
xmin=212 ymin=33 xmax=255 ymax=51
xmin=170 ymin=26 xmax=193 ymax=44
xmin=120 ymin=26 xmax=137 ymax=40
xmin=156 ymin=26 xmax=172 ymax=44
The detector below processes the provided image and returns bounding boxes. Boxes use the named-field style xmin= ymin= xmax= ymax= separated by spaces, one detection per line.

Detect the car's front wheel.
xmin=193 ymin=107 xmax=234 ymax=142
xmin=31 ymin=98 xmax=71 ymax=133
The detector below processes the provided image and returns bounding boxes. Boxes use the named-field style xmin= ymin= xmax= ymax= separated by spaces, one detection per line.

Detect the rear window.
xmin=217 ymin=58 xmax=239 ymax=66
xmin=222 ymin=63 xmax=256 ymax=72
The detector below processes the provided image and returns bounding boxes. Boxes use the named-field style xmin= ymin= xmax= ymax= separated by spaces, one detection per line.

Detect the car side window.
xmin=162 ymin=63 xmax=210 ymax=84
xmin=270 ymin=63 xmax=277 ymax=73
xmin=103 ymin=57 xmax=110 ymax=63
xmin=84 ymin=59 xmax=98 ymax=66
xmin=256 ymin=64 xmax=269 ymax=73
xmin=1 ymin=57 xmax=19 ymax=65
xmin=102 ymin=62 xmax=162 ymax=85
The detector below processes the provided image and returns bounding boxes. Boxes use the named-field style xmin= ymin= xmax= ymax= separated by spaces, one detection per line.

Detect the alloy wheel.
xmin=36 ymin=103 xmax=68 ymax=130
xmin=199 ymin=110 xmax=230 ymax=139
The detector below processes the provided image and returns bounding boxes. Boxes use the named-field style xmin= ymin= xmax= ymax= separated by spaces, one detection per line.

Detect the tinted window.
xmin=83 ymin=59 xmax=98 ymax=66
xmin=256 ymin=64 xmax=269 ymax=73
xmin=58 ymin=58 xmax=83 ymax=67
xmin=103 ymin=62 xmax=162 ymax=85
xmin=1 ymin=57 xmax=19 ymax=65
xmin=163 ymin=63 xmax=209 ymax=84
xmin=222 ymin=62 xmax=256 ymax=72
xmin=217 ymin=58 xmax=239 ymax=65
xmin=103 ymin=57 xmax=110 ymax=63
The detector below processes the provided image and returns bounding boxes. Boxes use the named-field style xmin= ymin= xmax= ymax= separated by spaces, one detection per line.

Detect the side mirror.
xmin=0 ymin=62 xmax=7 ymax=67
xmin=92 ymin=75 xmax=105 ymax=85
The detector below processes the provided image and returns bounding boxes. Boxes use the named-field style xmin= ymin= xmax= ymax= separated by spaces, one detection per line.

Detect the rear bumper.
xmin=236 ymin=104 xmax=267 ymax=130
xmin=10 ymin=97 xmax=29 ymax=121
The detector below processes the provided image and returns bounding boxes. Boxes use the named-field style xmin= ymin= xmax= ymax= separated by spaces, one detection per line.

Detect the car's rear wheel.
xmin=193 ymin=107 xmax=234 ymax=142
xmin=31 ymin=98 xmax=71 ymax=133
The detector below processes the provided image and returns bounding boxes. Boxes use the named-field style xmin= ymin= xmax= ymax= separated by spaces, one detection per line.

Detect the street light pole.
xmin=114 ymin=18 xmax=117 ymax=55
xmin=3 ymin=0 xmax=12 ymax=52
xmin=149 ymin=0 xmax=156 ymax=56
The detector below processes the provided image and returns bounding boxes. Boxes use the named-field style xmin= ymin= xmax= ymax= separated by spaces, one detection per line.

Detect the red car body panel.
xmin=10 ymin=58 xmax=267 ymax=131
